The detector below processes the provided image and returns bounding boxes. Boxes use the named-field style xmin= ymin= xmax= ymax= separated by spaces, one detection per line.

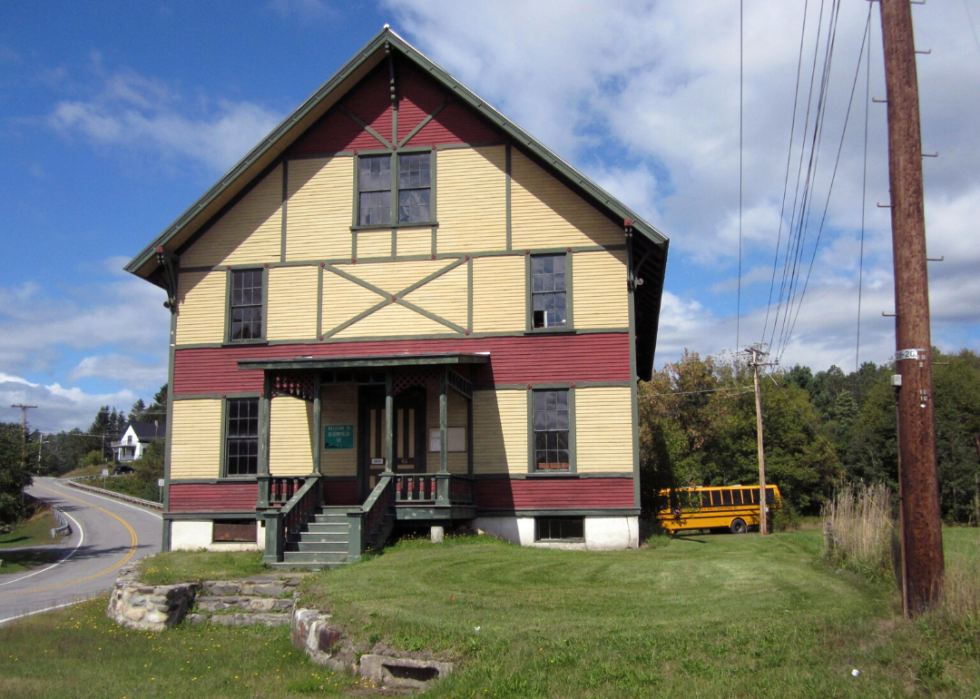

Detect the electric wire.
xmin=964 ymin=0 xmax=980 ymax=62
xmin=737 ymin=0 xmax=744 ymax=355
xmin=856 ymin=12 xmax=872 ymax=372
xmin=762 ymin=0 xmax=811 ymax=346
xmin=782 ymin=4 xmax=873 ymax=358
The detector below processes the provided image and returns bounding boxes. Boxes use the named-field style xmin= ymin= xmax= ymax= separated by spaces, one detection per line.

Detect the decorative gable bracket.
xmin=156 ymin=247 xmax=179 ymax=314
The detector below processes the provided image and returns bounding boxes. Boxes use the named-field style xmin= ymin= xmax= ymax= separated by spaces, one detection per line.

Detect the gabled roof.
xmin=125 ymin=422 xmax=167 ymax=442
xmin=125 ymin=26 xmax=666 ymax=280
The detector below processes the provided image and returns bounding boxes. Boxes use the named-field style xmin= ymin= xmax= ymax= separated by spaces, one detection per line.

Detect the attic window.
xmin=356 ymin=152 xmax=432 ymax=226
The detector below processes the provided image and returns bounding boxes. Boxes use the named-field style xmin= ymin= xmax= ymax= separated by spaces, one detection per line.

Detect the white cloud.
xmin=48 ymin=68 xmax=283 ymax=172
xmin=0 ymin=373 xmax=138 ymax=434
xmin=69 ymin=354 xmax=166 ymax=391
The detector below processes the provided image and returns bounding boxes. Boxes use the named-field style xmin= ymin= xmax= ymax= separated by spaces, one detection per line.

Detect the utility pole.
xmin=745 ymin=345 xmax=777 ymax=535
xmin=879 ymin=0 xmax=944 ymax=615
xmin=11 ymin=404 xmax=37 ymax=461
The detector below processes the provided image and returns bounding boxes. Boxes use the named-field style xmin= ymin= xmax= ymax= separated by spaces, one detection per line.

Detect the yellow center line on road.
xmin=0 ymin=483 xmax=139 ymax=597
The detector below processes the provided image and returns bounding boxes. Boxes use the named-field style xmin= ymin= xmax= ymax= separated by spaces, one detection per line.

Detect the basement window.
xmin=213 ymin=519 xmax=257 ymax=543
xmin=536 ymin=517 xmax=584 ymax=542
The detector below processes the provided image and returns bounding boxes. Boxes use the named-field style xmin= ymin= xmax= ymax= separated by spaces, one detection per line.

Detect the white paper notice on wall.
xmin=428 ymin=427 xmax=467 ymax=452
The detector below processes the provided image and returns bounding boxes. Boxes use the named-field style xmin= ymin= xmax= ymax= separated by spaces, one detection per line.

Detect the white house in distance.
xmin=112 ymin=422 xmax=166 ymax=462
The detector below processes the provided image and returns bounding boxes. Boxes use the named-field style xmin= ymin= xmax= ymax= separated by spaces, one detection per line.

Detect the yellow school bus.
xmin=658 ymin=485 xmax=781 ymax=534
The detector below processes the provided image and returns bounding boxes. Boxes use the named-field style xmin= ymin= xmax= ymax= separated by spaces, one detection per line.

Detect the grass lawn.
xmin=0 ymin=529 xmax=976 ymax=698
xmin=137 ymin=550 xmax=273 ymax=585
xmin=0 ymin=510 xmax=66 ymax=575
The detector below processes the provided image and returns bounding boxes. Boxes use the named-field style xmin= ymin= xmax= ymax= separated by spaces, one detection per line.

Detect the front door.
xmin=358 ymin=386 xmax=427 ymax=500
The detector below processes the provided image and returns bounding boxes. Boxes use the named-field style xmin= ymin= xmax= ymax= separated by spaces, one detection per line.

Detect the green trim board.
xmin=173 ymin=393 xmax=262 ymax=401
xmin=174 ymin=244 xmax=625 ymax=275
xmin=164 ymin=512 xmax=262 ymax=521
xmin=280 ymin=159 xmax=288 ymax=263
xmin=471 ymin=472 xmax=633 ymax=480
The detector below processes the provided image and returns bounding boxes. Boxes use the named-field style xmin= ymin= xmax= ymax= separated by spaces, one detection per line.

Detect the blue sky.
xmin=2 ymin=0 xmax=979 ymax=432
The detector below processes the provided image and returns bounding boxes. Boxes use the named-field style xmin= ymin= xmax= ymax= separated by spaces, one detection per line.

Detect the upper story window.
xmin=531 ymin=254 xmax=567 ymax=329
xmin=357 ymin=152 xmax=432 ymax=226
xmin=230 ymin=269 xmax=263 ymax=341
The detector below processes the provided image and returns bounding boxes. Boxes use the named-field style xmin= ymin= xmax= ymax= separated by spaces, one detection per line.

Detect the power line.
xmin=857 ymin=11 xmax=872 ymax=372
xmin=737 ymin=0 xmax=744 ymax=354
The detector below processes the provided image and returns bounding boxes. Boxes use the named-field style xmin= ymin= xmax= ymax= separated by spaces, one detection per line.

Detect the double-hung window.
xmin=229 ymin=269 xmax=263 ymax=341
xmin=226 ymin=397 xmax=259 ymax=476
xmin=531 ymin=254 xmax=567 ymax=328
xmin=357 ymin=152 xmax=432 ymax=226
xmin=532 ymin=389 xmax=570 ymax=471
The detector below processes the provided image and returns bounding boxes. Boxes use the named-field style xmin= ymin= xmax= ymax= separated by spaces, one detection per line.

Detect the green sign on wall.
xmin=324 ymin=424 xmax=354 ymax=449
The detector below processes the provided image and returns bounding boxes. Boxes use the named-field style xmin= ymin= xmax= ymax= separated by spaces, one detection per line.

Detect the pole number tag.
xmin=896 ymin=349 xmax=919 ymax=361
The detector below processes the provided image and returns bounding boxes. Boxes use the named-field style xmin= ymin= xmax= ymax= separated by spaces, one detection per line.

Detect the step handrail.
xmin=262 ymin=474 xmax=321 ymax=564
xmin=347 ymin=474 xmax=395 ymax=561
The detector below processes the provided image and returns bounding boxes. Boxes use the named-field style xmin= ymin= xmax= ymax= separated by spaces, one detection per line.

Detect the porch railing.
xmin=393 ymin=473 xmax=475 ymax=506
xmin=347 ymin=474 xmax=395 ymax=561
xmin=261 ymin=474 xmax=321 ymax=564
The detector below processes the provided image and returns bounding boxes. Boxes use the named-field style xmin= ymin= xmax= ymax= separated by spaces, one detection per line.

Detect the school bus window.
xmin=700 ymin=492 xmax=710 ymax=508
xmin=722 ymin=490 xmax=732 ymax=506
xmin=766 ymin=487 xmax=776 ymax=504
xmin=732 ymin=489 xmax=743 ymax=505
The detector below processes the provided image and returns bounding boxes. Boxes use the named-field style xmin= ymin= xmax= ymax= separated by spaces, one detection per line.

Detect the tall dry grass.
xmin=822 ymin=483 xmax=896 ymax=581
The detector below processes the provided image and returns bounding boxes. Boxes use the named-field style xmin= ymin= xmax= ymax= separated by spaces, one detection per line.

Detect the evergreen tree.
xmin=128 ymin=399 xmax=146 ymax=423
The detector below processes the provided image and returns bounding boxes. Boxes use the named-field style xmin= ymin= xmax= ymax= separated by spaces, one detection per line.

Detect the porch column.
xmin=466 ymin=390 xmax=474 ymax=476
xmin=312 ymin=372 xmax=322 ymax=475
xmin=257 ymin=372 xmax=272 ymax=509
xmin=384 ymin=370 xmax=394 ymax=473
xmin=439 ymin=367 xmax=449 ymax=474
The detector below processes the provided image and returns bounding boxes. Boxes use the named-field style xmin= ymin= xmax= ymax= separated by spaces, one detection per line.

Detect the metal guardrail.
xmin=65 ymin=478 xmax=164 ymax=510
xmin=49 ymin=507 xmax=72 ymax=538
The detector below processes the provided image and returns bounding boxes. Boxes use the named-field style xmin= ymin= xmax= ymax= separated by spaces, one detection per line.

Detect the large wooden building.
xmin=126 ymin=28 xmax=668 ymax=564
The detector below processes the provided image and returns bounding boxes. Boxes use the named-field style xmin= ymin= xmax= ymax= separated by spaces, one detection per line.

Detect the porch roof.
xmin=237 ymin=352 xmax=490 ymax=372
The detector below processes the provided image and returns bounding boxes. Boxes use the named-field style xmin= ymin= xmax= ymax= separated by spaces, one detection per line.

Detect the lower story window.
xmin=226 ymin=397 xmax=259 ymax=476
xmin=533 ymin=389 xmax=570 ymax=471
xmin=536 ymin=517 xmax=584 ymax=541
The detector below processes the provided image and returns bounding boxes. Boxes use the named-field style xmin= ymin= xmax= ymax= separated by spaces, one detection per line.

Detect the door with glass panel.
xmin=358 ymin=386 xmax=427 ymax=500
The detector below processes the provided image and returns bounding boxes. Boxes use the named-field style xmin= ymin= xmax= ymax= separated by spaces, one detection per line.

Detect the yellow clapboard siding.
xmin=402 ymin=263 xmax=467 ymax=329
xmin=320 ymin=385 xmax=358 ymax=477
xmin=336 ymin=259 xmax=453 ymax=295
xmin=473 ymin=390 xmax=527 ymax=474
xmin=270 ymin=395 xmax=314 ymax=476
xmin=321 ymin=271 xmax=385 ymax=335
xmin=267 ymin=266 xmax=318 ymax=340
xmin=575 ymin=387 xmax=633 ymax=472
xmin=170 ymin=400 xmax=222 ymax=478
xmin=334 ymin=302 xmax=456 ymax=338
xmin=437 ymin=146 xmax=507 ymax=253
xmin=472 ymin=256 xmax=524 ymax=332
xmin=182 ymin=165 xmax=283 ymax=267
xmin=176 ymin=271 xmax=226 ymax=345
xmin=285 ymin=157 xmax=353 ymax=261
xmin=573 ymin=250 xmax=629 ymax=329
xmin=356 ymin=230 xmax=392 ymax=258
xmin=396 ymin=227 xmax=431 ymax=257
xmin=511 ymin=151 xmax=622 ymax=249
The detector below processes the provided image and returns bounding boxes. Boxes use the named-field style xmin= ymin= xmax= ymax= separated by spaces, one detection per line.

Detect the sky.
xmin=1 ymin=0 xmax=979 ymax=433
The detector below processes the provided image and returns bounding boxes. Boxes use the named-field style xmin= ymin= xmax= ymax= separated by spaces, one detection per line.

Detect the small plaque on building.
xmin=324 ymin=424 xmax=354 ymax=449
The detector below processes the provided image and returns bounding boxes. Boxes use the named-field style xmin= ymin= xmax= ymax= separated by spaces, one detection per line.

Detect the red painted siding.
xmin=169 ymin=483 xmax=258 ymax=513
xmin=288 ymin=109 xmax=364 ymax=156
xmin=475 ymin=477 xmax=634 ymax=510
xmin=396 ymin=64 xmax=446 ymax=138
xmin=173 ymin=333 xmax=630 ymax=396
xmin=406 ymin=101 xmax=502 ymax=147
xmin=323 ymin=480 xmax=358 ymax=506
xmin=287 ymin=58 xmax=502 ymax=158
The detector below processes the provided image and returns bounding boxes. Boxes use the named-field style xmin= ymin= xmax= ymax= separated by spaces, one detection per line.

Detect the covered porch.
xmin=237 ymin=353 xmax=485 ymax=563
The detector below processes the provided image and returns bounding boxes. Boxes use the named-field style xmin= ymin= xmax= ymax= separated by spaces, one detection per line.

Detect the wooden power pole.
xmin=746 ymin=346 xmax=777 ymax=535
xmin=879 ymin=0 xmax=944 ymax=614
xmin=10 ymin=403 xmax=37 ymax=461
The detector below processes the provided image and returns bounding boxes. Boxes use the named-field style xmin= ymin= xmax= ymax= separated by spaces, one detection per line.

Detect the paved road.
xmin=0 ymin=477 xmax=163 ymax=625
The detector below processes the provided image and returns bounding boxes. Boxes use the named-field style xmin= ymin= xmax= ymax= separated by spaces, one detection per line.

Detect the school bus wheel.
xmin=730 ymin=518 xmax=747 ymax=534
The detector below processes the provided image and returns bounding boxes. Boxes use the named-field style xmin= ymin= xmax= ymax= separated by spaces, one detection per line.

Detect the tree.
xmin=128 ymin=399 xmax=146 ymax=424
xmin=0 ymin=423 xmax=33 ymax=524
